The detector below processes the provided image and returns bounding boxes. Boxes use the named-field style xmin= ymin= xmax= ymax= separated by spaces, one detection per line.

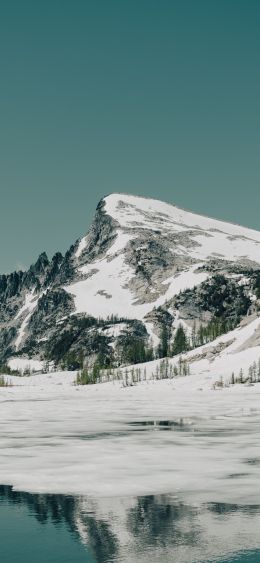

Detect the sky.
xmin=0 ymin=0 xmax=259 ymax=273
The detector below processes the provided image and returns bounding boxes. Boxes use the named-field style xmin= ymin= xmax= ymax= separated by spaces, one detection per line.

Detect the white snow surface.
xmin=14 ymin=291 xmax=39 ymax=349
xmin=104 ymin=192 xmax=260 ymax=263
xmin=74 ymin=236 xmax=88 ymax=258
xmin=105 ymin=193 xmax=260 ymax=244
xmin=66 ymin=260 xmax=208 ymax=320
xmin=1 ymin=314 xmax=260 ymax=505
xmin=7 ymin=358 xmax=44 ymax=373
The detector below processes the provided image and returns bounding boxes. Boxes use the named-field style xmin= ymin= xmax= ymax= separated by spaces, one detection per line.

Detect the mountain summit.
xmin=1 ymin=193 xmax=260 ymax=371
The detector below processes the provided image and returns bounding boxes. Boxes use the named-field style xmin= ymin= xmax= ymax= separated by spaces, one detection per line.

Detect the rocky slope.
xmin=1 ymin=193 xmax=260 ymax=371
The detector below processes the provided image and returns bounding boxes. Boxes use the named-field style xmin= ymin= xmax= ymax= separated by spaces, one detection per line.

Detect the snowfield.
xmin=66 ymin=259 xmax=209 ymax=320
xmin=104 ymin=193 xmax=260 ymax=243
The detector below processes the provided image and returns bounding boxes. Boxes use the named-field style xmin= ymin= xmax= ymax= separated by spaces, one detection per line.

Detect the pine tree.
xmin=198 ymin=325 xmax=205 ymax=347
xmin=172 ymin=325 xmax=189 ymax=356
xmin=158 ymin=325 xmax=170 ymax=358
xmin=92 ymin=362 xmax=101 ymax=383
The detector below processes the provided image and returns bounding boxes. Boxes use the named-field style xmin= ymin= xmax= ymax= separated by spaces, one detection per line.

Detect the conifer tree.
xmin=172 ymin=325 xmax=189 ymax=356
xmin=158 ymin=325 xmax=170 ymax=358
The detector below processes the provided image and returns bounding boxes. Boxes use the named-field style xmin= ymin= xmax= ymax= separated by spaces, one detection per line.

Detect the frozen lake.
xmin=1 ymin=372 xmax=260 ymax=561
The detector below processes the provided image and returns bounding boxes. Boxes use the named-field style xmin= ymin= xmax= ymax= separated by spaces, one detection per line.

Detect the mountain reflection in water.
xmin=1 ymin=485 xmax=260 ymax=562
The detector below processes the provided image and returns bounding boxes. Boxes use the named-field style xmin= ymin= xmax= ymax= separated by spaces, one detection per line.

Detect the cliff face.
xmin=1 ymin=193 xmax=260 ymax=369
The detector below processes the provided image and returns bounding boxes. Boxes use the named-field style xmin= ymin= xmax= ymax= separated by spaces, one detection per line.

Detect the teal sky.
xmin=0 ymin=0 xmax=259 ymax=273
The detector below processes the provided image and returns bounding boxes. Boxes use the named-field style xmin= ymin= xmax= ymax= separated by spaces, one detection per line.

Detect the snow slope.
xmin=104 ymin=193 xmax=260 ymax=242
xmin=66 ymin=259 xmax=208 ymax=320
xmin=14 ymin=291 xmax=40 ymax=349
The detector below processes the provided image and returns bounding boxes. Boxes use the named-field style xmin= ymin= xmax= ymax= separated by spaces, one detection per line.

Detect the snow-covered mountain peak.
xmin=102 ymin=192 xmax=260 ymax=241
xmin=65 ymin=193 xmax=260 ymax=333
xmin=85 ymin=192 xmax=259 ymax=271
xmin=1 ymin=192 xmax=260 ymax=370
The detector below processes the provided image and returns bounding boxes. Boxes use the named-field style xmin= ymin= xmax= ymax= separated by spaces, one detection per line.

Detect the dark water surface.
xmin=1 ymin=486 xmax=260 ymax=563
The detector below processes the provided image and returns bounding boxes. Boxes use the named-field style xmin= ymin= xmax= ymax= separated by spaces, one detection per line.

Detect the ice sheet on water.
xmin=1 ymin=372 xmax=260 ymax=506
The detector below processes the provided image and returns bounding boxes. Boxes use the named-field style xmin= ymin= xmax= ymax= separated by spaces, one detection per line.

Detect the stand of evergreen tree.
xmin=116 ymin=335 xmax=153 ymax=365
xmin=157 ymin=315 xmax=241 ymax=362
xmin=191 ymin=316 xmax=238 ymax=348
xmin=74 ymin=313 xmax=242 ymax=373
xmin=76 ymin=362 xmax=101 ymax=385
xmin=0 ymin=364 xmax=20 ymax=376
